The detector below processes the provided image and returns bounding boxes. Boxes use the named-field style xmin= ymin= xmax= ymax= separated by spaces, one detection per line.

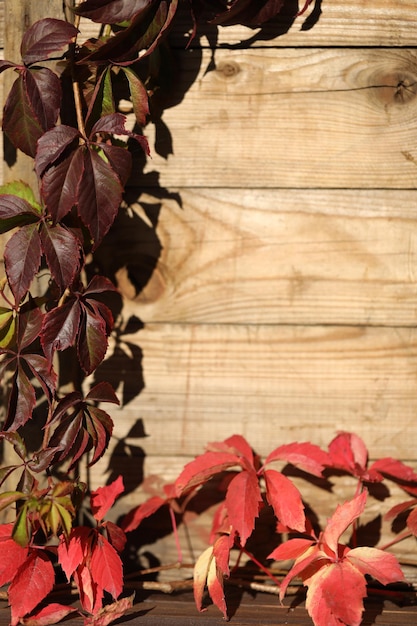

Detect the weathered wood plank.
xmin=89 ymin=323 xmax=417 ymax=462
xmin=104 ymin=188 xmax=417 ymax=327
xmin=73 ymin=1 xmax=417 ymax=50
xmin=135 ymin=48 xmax=417 ymax=189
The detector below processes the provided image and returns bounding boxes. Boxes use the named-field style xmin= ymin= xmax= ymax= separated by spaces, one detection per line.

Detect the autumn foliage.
xmin=0 ymin=2 xmax=416 ymax=626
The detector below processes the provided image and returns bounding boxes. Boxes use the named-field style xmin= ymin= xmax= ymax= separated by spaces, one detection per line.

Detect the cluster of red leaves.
xmin=0 ymin=477 xmax=129 ymax=626
xmin=122 ymin=432 xmax=417 ymax=626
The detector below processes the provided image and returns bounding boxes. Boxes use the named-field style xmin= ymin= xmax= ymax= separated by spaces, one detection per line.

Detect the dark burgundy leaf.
xmin=23 ymin=353 xmax=58 ymax=400
xmin=5 ymin=365 xmax=36 ymax=431
xmin=77 ymin=306 xmax=108 ymax=374
xmin=85 ymin=406 xmax=114 ymax=465
xmin=5 ymin=224 xmax=42 ymax=303
xmin=3 ymin=68 xmax=61 ymax=157
xmin=84 ymin=275 xmax=118 ymax=296
xmin=41 ymin=148 xmax=84 ymax=224
xmin=0 ymin=60 xmax=18 ymax=73
xmin=212 ymin=0 xmax=285 ymax=25
xmin=41 ymin=299 xmax=81 ymax=365
xmin=39 ymin=222 xmax=81 ymax=289
xmin=75 ymin=0 xmax=153 ymax=24
xmin=35 ymin=125 xmax=81 ymax=178
xmin=80 ymin=0 xmax=177 ymax=65
xmin=76 ymin=147 xmax=123 ymax=247
xmin=21 ymin=19 xmax=78 ymax=66
xmin=17 ymin=308 xmax=44 ymax=350
xmin=0 ymin=194 xmax=40 ymax=234
xmin=86 ymin=381 xmax=119 ymax=404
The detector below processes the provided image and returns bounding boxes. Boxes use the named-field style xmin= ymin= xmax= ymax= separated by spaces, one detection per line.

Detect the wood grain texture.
xmin=72 ymin=0 xmax=417 ymax=50
xmin=88 ymin=323 xmax=417 ymax=462
xmin=136 ymin=48 xmax=417 ymax=189
xmin=104 ymin=188 xmax=417 ymax=326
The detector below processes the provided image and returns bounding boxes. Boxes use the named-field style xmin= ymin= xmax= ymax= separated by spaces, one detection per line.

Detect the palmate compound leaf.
xmin=41 ymin=276 xmax=116 ymax=375
xmin=8 ymin=549 xmax=55 ymax=626
xmin=20 ymin=19 xmax=79 ymax=66
xmin=48 ymin=387 xmax=114 ymax=468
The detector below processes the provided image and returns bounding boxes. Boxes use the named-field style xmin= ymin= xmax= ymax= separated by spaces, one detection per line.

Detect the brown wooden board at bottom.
xmin=1 ymin=591 xmax=417 ymax=626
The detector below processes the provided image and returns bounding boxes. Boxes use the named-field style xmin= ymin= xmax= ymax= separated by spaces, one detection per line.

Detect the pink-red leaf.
xmin=21 ymin=19 xmax=78 ymax=66
xmin=9 ymin=550 xmax=55 ymax=626
xmin=305 ymin=560 xmax=367 ymax=626
xmin=264 ymin=469 xmax=306 ymax=532
xmin=175 ymin=451 xmax=241 ymax=496
xmin=21 ymin=604 xmax=77 ymax=626
xmin=0 ymin=524 xmax=28 ymax=586
xmin=57 ymin=527 xmax=93 ymax=581
xmin=321 ymin=491 xmax=367 ymax=556
xmin=90 ymin=534 xmax=123 ymax=600
xmin=90 ymin=476 xmax=124 ymax=522
xmin=369 ymin=457 xmax=417 ymax=483
xmin=347 ymin=546 xmax=404 ymax=586
xmin=268 ymin=537 xmax=315 ymax=562
xmin=225 ymin=469 xmax=262 ymax=546
xmin=265 ymin=441 xmax=329 ymax=477
xmin=121 ymin=494 xmax=167 ymax=532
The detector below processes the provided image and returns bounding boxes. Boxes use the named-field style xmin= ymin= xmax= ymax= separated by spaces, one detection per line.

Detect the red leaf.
xmin=5 ymin=224 xmax=41 ymax=303
xmin=82 ymin=594 xmax=134 ymax=626
xmin=90 ymin=476 xmax=124 ymax=521
xmin=40 ymin=223 xmax=81 ymax=289
xmin=268 ymin=537 xmax=315 ymax=562
xmin=264 ymin=469 xmax=306 ymax=532
xmin=225 ymin=470 xmax=262 ymax=546
xmin=407 ymin=506 xmax=417 ymax=535
xmin=0 ymin=524 xmax=28 ymax=586
xmin=9 ymin=550 xmax=55 ymax=626
xmin=90 ymin=534 xmax=123 ymax=600
xmin=121 ymin=494 xmax=166 ymax=532
xmin=265 ymin=441 xmax=329 ymax=477
xmin=328 ymin=432 xmax=371 ymax=478
xmin=21 ymin=19 xmax=78 ymax=66
xmin=104 ymin=521 xmax=127 ymax=553
xmin=321 ymin=491 xmax=367 ymax=556
xmin=58 ymin=527 xmax=93 ymax=581
xmin=21 ymin=603 xmax=77 ymax=626
xmin=175 ymin=451 xmax=241 ymax=496
xmin=305 ymin=560 xmax=367 ymax=626
xmin=208 ymin=434 xmax=255 ymax=466
xmin=347 ymin=547 xmax=404 ymax=585
xmin=369 ymin=457 xmax=417 ymax=483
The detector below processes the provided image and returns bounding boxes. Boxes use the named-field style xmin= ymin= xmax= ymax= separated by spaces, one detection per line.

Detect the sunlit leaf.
xmin=21 ymin=19 xmax=78 ymax=66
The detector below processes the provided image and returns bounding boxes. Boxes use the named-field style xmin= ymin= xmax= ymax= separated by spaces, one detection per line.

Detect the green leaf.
xmin=13 ymin=504 xmax=31 ymax=547
xmin=0 ymin=181 xmax=41 ymax=212
xmin=0 ymin=311 xmax=15 ymax=348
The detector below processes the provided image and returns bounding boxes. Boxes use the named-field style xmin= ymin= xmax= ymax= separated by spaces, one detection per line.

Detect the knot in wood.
xmin=368 ymin=69 xmax=417 ymax=108
xmin=215 ymin=61 xmax=241 ymax=80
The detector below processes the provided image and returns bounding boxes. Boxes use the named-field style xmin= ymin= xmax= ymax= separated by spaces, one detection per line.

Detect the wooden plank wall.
xmin=3 ymin=1 xmax=417 ymax=564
